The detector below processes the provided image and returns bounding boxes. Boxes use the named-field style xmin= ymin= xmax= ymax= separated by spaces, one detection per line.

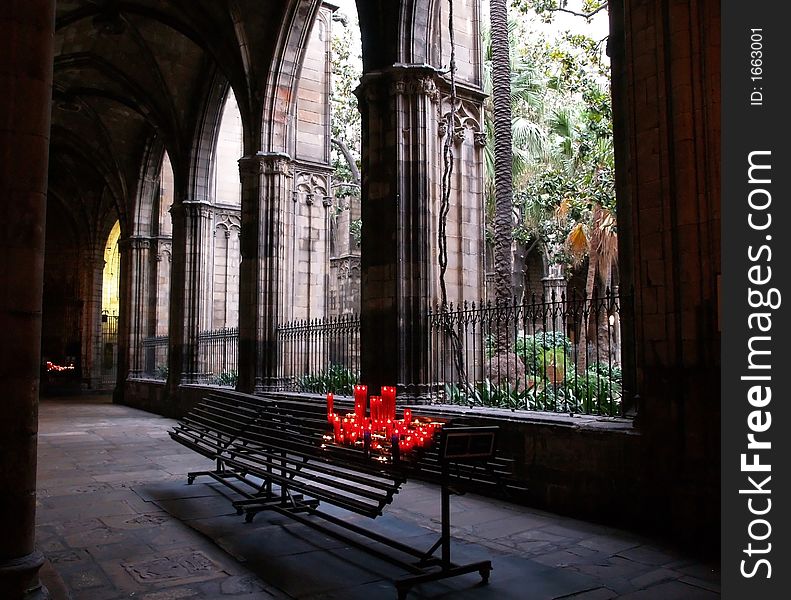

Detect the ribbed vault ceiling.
xmin=49 ymin=0 xmax=295 ymax=250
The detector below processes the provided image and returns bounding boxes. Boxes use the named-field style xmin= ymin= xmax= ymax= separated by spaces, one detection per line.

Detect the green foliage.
xmin=515 ymin=330 xmax=571 ymax=375
xmin=330 ymin=11 xmax=362 ymax=191
xmin=349 ymin=218 xmax=362 ymax=247
xmin=482 ymin=6 xmax=616 ymax=279
xmin=510 ymin=0 xmax=609 ymax=24
xmin=210 ymin=370 xmax=238 ymax=387
xmin=563 ymin=367 xmax=622 ymax=415
xmin=588 ymin=361 xmax=622 ymax=385
xmin=444 ymin=364 xmax=621 ymax=416
xmin=154 ymin=365 xmax=168 ymax=380
xmin=445 ymin=379 xmax=530 ymax=410
xmin=445 ymin=333 xmax=622 ymax=415
xmin=296 ymin=364 xmax=359 ymax=395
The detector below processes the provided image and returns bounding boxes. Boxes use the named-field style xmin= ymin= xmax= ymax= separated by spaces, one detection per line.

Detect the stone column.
xmin=168 ymin=202 xmax=213 ymax=387
xmin=355 ymin=65 xmax=440 ymax=398
xmin=115 ymin=238 xmax=130 ymax=400
xmin=237 ymin=153 xmax=292 ymax=393
xmin=609 ymin=0 xmax=720 ymax=541
xmin=145 ymin=239 xmax=171 ymax=376
xmin=123 ymin=237 xmax=151 ymax=379
xmin=0 ymin=0 xmax=55 ymax=596
xmin=542 ymin=271 xmax=567 ymax=334
xmin=80 ymin=254 xmax=105 ymax=389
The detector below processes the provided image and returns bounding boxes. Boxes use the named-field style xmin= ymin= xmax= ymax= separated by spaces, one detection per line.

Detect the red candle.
xmin=403 ymin=408 xmax=412 ymax=425
xmin=354 ymin=384 xmax=368 ymax=421
xmin=374 ymin=396 xmax=384 ymax=422
xmin=332 ymin=415 xmax=341 ymax=440
xmin=381 ymin=386 xmax=396 ymax=421
xmin=326 ymin=392 xmax=334 ymax=420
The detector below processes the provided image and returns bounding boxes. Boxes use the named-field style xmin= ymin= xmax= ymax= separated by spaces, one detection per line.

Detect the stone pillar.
xmin=145 ymin=239 xmax=171 ymax=376
xmin=123 ymin=237 xmax=151 ymax=379
xmin=355 ymin=65 xmax=440 ymax=398
xmin=115 ymin=237 xmax=131 ymax=401
xmin=0 ymin=0 xmax=55 ymax=596
xmin=237 ymin=153 xmax=292 ymax=393
xmin=542 ymin=273 xmax=567 ymax=334
xmin=609 ymin=0 xmax=720 ymax=541
xmin=168 ymin=202 xmax=213 ymax=386
xmin=80 ymin=254 xmax=105 ymax=389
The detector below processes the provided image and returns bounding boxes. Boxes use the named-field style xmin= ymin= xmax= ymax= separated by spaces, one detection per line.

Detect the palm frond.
xmin=565 ymin=222 xmax=589 ymax=265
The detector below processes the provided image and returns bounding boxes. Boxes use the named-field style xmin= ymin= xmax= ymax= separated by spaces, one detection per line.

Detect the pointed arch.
xmin=260 ymin=0 xmax=323 ymax=154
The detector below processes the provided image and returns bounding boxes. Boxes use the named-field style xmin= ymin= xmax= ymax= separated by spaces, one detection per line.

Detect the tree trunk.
xmin=490 ymin=0 xmax=513 ymax=352
xmin=577 ymin=253 xmax=597 ymax=372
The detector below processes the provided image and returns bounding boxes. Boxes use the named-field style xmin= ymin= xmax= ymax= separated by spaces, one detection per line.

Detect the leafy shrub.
xmin=296 ymin=364 xmax=358 ymax=395
xmin=515 ymin=330 xmax=572 ymax=375
xmin=588 ymin=362 xmax=622 ymax=385
xmin=563 ymin=368 xmax=622 ymax=415
xmin=210 ymin=370 xmax=238 ymax=387
xmin=515 ymin=331 xmax=571 ymax=382
xmin=445 ymin=379 xmax=530 ymax=410
xmin=444 ymin=363 xmax=622 ymax=416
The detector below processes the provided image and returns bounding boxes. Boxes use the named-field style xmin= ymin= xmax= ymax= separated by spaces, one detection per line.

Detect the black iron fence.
xmin=196 ymin=327 xmax=239 ymax=386
xmin=428 ymin=291 xmax=624 ymax=416
xmin=142 ymin=335 xmax=169 ymax=380
xmin=277 ymin=314 xmax=360 ymax=393
xmin=133 ymin=293 xmax=626 ymax=416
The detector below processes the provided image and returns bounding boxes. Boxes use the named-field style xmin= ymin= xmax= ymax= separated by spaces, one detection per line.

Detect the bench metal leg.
xmin=395 ymin=560 xmax=492 ymax=598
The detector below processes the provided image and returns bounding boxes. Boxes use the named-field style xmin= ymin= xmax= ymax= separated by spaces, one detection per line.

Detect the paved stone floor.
xmin=36 ymin=396 xmax=720 ymax=599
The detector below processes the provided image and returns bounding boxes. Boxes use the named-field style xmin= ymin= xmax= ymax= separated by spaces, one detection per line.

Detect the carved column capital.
xmin=181 ymin=200 xmax=214 ymax=220
xmin=118 ymin=236 xmax=151 ymax=252
xmin=355 ymin=65 xmax=442 ymax=105
xmin=238 ymin=153 xmax=293 ymax=182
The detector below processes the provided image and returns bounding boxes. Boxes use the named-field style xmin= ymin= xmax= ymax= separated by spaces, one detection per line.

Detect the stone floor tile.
xmin=573 ymin=556 xmax=653 ymax=580
xmin=560 ymin=587 xmax=619 ymax=599
xmin=629 ymin=567 xmax=682 ymax=589
xmin=617 ymin=580 xmax=720 ymax=599
xmin=577 ymin=534 xmax=644 ymax=556
xmin=678 ymin=575 xmax=721 ymax=594
xmin=615 ymin=544 xmax=682 ymax=567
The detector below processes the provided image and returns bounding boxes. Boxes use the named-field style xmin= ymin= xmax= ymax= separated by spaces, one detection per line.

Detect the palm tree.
xmin=490 ymin=0 xmax=514 ymax=324
xmin=566 ymin=202 xmax=618 ymax=369
xmin=482 ymin=22 xmax=547 ymax=210
xmin=482 ymin=20 xmax=549 ymax=306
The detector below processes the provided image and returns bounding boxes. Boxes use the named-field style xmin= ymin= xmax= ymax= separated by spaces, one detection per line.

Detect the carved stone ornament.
xmin=294 ymin=171 xmax=329 ymax=206
xmin=215 ymin=213 xmax=241 ymax=234
xmin=389 ymin=75 xmax=440 ymax=103
xmin=453 ymin=127 xmax=466 ymax=144
xmin=438 ymin=95 xmax=485 ymax=146
xmin=238 ymin=154 xmax=292 ymax=181
xmin=118 ymin=236 xmax=150 ymax=252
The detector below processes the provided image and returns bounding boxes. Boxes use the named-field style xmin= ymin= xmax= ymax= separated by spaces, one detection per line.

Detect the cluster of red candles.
xmin=325 ymin=385 xmax=443 ymax=460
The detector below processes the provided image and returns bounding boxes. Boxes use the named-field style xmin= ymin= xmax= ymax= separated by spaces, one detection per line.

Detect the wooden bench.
xmin=170 ymin=391 xmax=494 ymax=598
xmin=169 ymin=391 xmax=265 ymax=463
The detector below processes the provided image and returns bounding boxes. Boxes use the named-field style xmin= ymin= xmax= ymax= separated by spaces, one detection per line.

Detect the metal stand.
xmin=185 ymin=424 xmax=497 ymax=598
xmin=395 ymin=460 xmax=492 ymax=599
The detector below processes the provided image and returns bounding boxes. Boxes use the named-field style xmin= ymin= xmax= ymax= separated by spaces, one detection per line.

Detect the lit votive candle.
xmin=354 ymin=384 xmax=368 ymax=420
